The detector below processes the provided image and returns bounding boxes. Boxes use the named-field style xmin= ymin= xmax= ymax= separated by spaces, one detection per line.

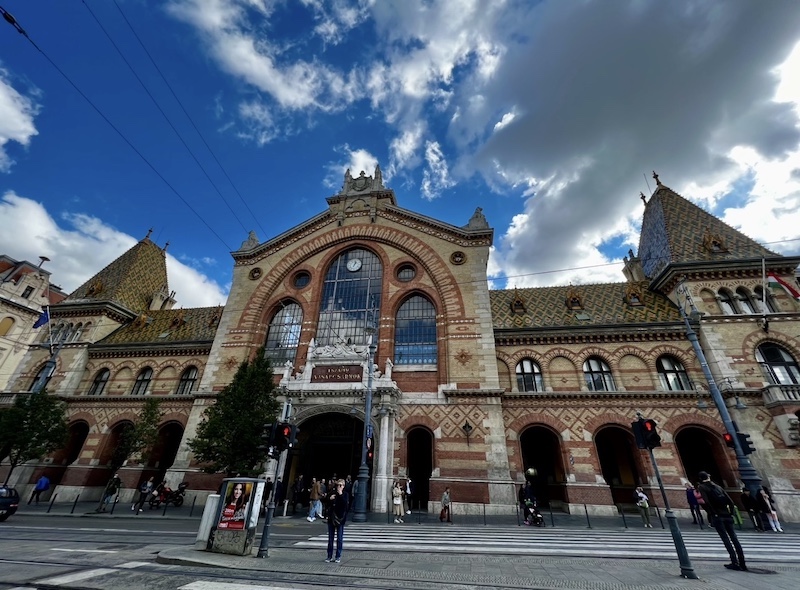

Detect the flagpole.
xmin=761 ymin=258 xmax=767 ymax=317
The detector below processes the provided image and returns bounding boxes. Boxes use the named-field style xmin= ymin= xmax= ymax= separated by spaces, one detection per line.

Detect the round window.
xmin=397 ymin=264 xmax=416 ymax=282
xmin=293 ymin=271 xmax=311 ymax=289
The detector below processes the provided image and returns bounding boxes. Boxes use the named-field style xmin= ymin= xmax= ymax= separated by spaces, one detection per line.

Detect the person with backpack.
xmin=697 ymin=471 xmax=747 ymax=571
xmin=634 ymin=486 xmax=652 ymax=528
xmin=132 ymin=477 xmax=154 ymax=513
xmin=684 ymin=482 xmax=704 ymax=528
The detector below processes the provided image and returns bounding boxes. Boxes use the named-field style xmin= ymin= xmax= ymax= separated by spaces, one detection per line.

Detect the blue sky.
xmin=2 ymin=0 xmax=800 ymax=307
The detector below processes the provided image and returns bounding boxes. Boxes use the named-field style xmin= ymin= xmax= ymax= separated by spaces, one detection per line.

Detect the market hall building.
xmin=2 ymin=168 xmax=799 ymax=521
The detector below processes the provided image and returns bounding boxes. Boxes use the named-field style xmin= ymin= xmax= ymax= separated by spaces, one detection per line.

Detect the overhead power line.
xmin=0 ymin=4 xmax=232 ymax=251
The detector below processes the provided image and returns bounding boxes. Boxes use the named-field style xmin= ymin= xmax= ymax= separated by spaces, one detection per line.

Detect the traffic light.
xmin=736 ymin=432 xmax=756 ymax=455
xmin=274 ymin=422 xmax=298 ymax=453
xmin=631 ymin=420 xmax=647 ymax=449
xmin=258 ymin=423 xmax=275 ymax=453
xmin=366 ymin=436 xmax=374 ymax=462
xmin=723 ymin=432 xmax=735 ymax=448
xmin=642 ymin=419 xmax=661 ymax=449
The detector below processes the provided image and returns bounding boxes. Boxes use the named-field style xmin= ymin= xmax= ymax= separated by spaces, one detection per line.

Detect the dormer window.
xmin=511 ymin=297 xmax=526 ymax=315
xmin=21 ymin=286 xmax=34 ymax=299
xmin=625 ymin=285 xmax=644 ymax=306
xmin=565 ymin=286 xmax=583 ymax=310
xmin=702 ymin=229 xmax=728 ymax=253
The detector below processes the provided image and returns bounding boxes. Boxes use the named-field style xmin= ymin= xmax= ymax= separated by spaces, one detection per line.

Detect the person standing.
xmin=28 ymin=474 xmax=50 ymax=505
xmin=758 ymin=487 xmax=784 ymax=532
xmin=99 ymin=473 xmax=122 ymax=512
xmin=392 ymin=481 xmax=405 ymax=523
xmin=274 ymin=477 xmax=284 ymax=508
xmin=404 ymin=478 xmax=414 ymax=514
xmin=132 ymin=477 xmax=154 ymax=513
xmin=324 ymin=479 xmax=349 ymax=564
xmin=697 ymin=471 xmax=747 ymax=571
xmin=292 ymin=475 xmax=305 ymax=514
xmin=684 ymin=482 xmax=704 ymax=527
xmin=740 ymin=487 xmax=764 ymax=531
xmin=440 ymin=487 xmax=452 ymax=523
xmin=635 ymin=486 xmax=652 ymax=528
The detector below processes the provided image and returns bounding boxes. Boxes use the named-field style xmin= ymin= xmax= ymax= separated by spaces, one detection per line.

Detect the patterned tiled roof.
xmin=64 ymin=238 xmax=168 ymax=313
xmin=95 ymin=306 xmax=221 ymax=346
xmin=490 ymin=282 xmax=680 ymax=330
xmin=638 ymin=185 xmax=778 ymax=279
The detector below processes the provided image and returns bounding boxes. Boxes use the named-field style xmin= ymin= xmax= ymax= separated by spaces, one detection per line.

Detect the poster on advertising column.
xmin=210 ymin=478 xmax=265 ymax=556
xmin=217 ymin=480 xmax=253 ymax=530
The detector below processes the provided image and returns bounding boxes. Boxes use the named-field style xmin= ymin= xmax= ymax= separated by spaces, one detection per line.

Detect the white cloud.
xmin=237 ymin=100 xmax=277 ymax=145
xmin=388 ymin=123 xmax=424 ymax=177
xmin=0 ymin=66 xmax=40 ymax=172
xmin=324 ymin=145 xmax=379 ymax=189
xmin=0 ymin=192 xmax=228 ymax=308
xmin=421 ymin=141 xmax=455 ymax=200
xmin=493 ymin=111 xmax=516 ymax=133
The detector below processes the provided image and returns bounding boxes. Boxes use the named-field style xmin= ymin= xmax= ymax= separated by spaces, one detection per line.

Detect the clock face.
xmin=346 ymin=258 xmax=362 ymax=272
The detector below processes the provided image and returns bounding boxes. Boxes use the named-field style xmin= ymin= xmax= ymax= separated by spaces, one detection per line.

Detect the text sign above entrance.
xmin=311 ymin=364 xmax=363 ymax=383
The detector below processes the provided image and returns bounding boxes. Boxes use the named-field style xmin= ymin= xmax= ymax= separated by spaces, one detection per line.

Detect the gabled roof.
xmin=638 ymin=183 xmax=777 ymax=280
xmin=490 ymin=282 xmax=680 ymax=330
xmin=64 ymin=238 xmax=168 ymax=314
xmin=94 ymin=306 xmax=221 ymax=347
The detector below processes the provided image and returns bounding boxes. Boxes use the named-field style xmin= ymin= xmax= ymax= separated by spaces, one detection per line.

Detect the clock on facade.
xmin=346 ymin=258 xmax=362 ymax=272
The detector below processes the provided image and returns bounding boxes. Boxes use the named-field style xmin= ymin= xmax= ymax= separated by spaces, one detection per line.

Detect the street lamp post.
xmin=352 ymin=330 xmax=376 ymax=523
xmin=676 ymin=282 xmax=762 ymax=495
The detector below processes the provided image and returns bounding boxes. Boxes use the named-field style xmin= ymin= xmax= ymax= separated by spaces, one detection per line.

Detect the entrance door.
xmin=407 ymin=427 xmax=433 ymax=511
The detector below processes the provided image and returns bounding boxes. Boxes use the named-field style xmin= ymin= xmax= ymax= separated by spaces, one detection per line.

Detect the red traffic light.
xmin=723 ymin=432 xmax=735 ymax=448
xmin=281 ymin=425 xmax=291 ymax=437
xmin=643 ymin=420 xmax=655 ymax=432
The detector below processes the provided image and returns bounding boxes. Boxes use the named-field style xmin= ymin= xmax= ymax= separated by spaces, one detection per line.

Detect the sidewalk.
xmin=16 ymin=501 xmax=800 ymax=589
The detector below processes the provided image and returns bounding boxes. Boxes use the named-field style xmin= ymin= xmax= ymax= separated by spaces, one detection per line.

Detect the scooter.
xmin=149 ymin=482 xmax=188 ymax=508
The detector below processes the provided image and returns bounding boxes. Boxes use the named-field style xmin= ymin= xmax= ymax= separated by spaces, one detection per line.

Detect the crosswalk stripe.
xmin=293 ymin=525 xmax=798 ymax=562
xmin=36 ymin=568 xmax=117 ymax=586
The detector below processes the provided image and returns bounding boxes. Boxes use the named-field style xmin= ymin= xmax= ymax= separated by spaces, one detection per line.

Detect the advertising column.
xmin=209 ymin=478 xmax=265 ymax=556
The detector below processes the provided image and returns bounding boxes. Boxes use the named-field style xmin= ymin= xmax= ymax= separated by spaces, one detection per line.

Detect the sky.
xmin=1 ymin=0 xmax=800 ymax=308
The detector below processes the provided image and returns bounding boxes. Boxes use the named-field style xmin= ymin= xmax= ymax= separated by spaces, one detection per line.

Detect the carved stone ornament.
xmin=455 ymin=349 xmax=473 ymax=366
xmin=625 ymin=284 xmax=643 ymax=305
xmin=239 ymin=230 xmax=259 ymax=251
xmin=86 ymin=280 xmax=104 ymax=296
xmin=450 ymin=251 xmax=467 ymax=265
xmin=249 ymin=267 xmax=263 ymax=280
xmin=701 ymin=228 xmax=728 ymax=253
xmin=565 ymin=286 xmax=583 ymax=309
xmin=340 ymin=165 xmax=385 ymax=196
xmin=224 ymin=357 xmax=239 ymax=370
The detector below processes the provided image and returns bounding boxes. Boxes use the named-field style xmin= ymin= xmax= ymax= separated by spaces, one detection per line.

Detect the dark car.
xmin=0 ymin=485 xmax=20 ymax=521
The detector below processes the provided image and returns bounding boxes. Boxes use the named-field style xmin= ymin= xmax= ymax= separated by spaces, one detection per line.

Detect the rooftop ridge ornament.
xmin=640 ymin=192 xmax=647 ymax=205
xmin=652 ymin=170 xmax=662 ymax=186
xmin=340 ymin=165 xmax=385 ymax=196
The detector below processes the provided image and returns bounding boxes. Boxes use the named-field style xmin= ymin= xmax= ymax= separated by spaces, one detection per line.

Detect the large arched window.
xmin=516 ymin=358 xmax=543 ymax=392
xmin=87 ymin=368 xmax=110 ymax=396
xmin=316 ymin=248 xmax=382 ymax=347
xmin=0 ymin=317 xmax=14 ymax=336
xmin=657 ymin=355 xmax=691 ymax=391
xmin=583 ymin=356 xmax=615 ymax=391
xmin=176 ymin=366 xmax=198 ymax=395
xmin=736 ymin=288 xmax=757 ymax=314
xmin=754 ymin=287 xmax=777 ymax=313
xmin=394 ymin=295 xmax=437 ymax=365
xmin=717 ymin=289 xmax=737 ymax=315
xmin=131 ymin=367 xmax=153 ymax=395
xmin=30 ymin=364 xmax=55 ymax=391
xmin=757 ymin=343 xmax=800 ymax=385
xmin=265 ymin=302 xmax=303 ymax=366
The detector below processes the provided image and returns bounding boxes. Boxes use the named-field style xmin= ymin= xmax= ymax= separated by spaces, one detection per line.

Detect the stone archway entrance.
xmin=146 ymin=422 xmax=184 ymax=481
xmin=407 ymin=427 xmax=433 ymax=511
xmin=519 ymin=425 xmax=566 ymax=506
xmin=675 ymin=426 xmax=736 ymax=487
xmin=595 ymin=425 xmax=644 ymax=505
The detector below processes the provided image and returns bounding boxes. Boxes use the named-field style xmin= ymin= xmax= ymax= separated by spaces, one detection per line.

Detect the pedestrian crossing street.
xmin=294 ymin=524 xmax=800 ymax=563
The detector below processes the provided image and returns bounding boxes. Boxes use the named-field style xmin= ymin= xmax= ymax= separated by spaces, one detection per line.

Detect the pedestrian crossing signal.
xmin=641 ymin=419 xmax=661 ymax=449
xmin=723 ymin=432 xmax=735 ymax=448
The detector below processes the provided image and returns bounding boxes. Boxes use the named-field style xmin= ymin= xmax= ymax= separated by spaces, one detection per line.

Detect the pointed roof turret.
xmin=637 ymin=180 xmax=779 ymax=286
xmin=64 ymin=237 xmax=169 ymax=314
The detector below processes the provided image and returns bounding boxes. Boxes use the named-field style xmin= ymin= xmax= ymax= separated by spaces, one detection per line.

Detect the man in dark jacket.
xmin=697 ymin=471 xmax=747 ymax=571
xmin=739 ymin=487 xmax=764 ymax=531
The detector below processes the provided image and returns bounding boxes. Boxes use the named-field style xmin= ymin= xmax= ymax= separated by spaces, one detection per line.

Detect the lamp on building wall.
xmin=352 ymin=325 xmax=377 ymax=523
xmin=462 ymin=420 xmax=474 ymax=446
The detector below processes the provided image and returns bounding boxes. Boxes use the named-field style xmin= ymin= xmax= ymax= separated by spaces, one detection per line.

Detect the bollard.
xmin=583 ymin=503 xmax=592 ymax=529
xmin=418 ymin=505 xmax=422 ymax=524
xmin=70 ymin=494 xmax=80 ymax=514
xmin=47 ymin=493 xmax=57 ymax=513
xmin=483 ymin=503 xmax=486 ymax=526
xmin=516 ymin=502 xmax=521 ymax=526
xmin=162 ymin=499 xmax=169 ymax=516
xmin=110 ymin=494 xmax=119 ymax=515
xmin=189 ymin=496 xmax=197 ymax=517
xmin=656 ymin=507 xmax=665 ymax=529
xmin=618 ymin=504 xmax=628 ymax=529
xmin=548 ymin=504 xmax=555 ymax=528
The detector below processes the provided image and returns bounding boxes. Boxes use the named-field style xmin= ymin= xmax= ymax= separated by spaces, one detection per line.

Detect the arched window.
xmin=756 ymin=343 xmax=800 ymax=385
xmin=0 ymin=317 xmax=14 ymax=336
xmin=717 ymin=289 xmax=737 ymax=314
xmin=657 ymin=355 xmax=691 ymax=391
xmin=754 ymin=287 xmax=777 ymax=313
xmin=264 ymin=302 xmax=303 ymax=366
xmin=131 ymin=367 xmax=153 ymax=395
xmin=72 ymin=322 xmax=84 ymax=342
xmin=176 ymin=366 xmax=198 ymax=395
xmin=583 ymin=356 xmax=615 ymax=391
xmin=394 ymin=295 xmax=437 ymax=365
xmin=515 ymin=358 xmax=543 ymax=392
xmin=30 ymin=364 xmax=54 ymax=391
xmin=316 ymin=248 xmax=382 ymax=347
xmin=736 ymin=288 xmax=757 ymax=314
xmin=87 ymin=368 xmax=111 ymax=396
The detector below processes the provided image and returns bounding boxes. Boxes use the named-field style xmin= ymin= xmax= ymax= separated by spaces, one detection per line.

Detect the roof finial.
xmin=640 ymin=192 xmax=647 ymax=205
xmin=163 ymin=241 xmax=170 ymax=253
xmin=652 ymin=170 xmax=662 ymax=186
xmin=144 ymin=228 xmax=153 ymax=240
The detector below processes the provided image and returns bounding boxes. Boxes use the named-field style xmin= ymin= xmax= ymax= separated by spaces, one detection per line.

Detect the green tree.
xmin=189 ymin=348 xmax=279 ymax=476
xmin=95 ymin=397 xmax=163 ymax=511
xmin=0 ymin=392 xmax=68 ymax=484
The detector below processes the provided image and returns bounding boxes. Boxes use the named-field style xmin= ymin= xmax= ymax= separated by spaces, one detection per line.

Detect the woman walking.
xmin=392 ymin=481 xmax=404 ymax=523
xmin=759 ymin=487 xmax=784 ymax=532
xmin=440 ymin=487 xmax=452 ymax=523
xmin=635 ymin=486 xmax=652 ymax=528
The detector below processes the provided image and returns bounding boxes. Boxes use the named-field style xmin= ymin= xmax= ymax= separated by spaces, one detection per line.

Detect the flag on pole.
xmin=767 ymin=274 xmax=800 ymax=300
xmin=33 ymin=308 xmax=50 ymax=329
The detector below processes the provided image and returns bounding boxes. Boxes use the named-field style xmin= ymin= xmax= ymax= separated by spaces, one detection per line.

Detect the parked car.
xmin=0 ymin=485 xmax=20 ymax=522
